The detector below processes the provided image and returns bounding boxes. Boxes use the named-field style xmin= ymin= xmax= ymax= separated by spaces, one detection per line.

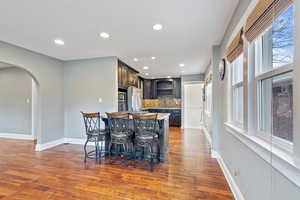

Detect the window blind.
xmin=226 ymin=29 xmax=244 ymax=63
xmin=245 ymin=0 xmax=293 ymax=42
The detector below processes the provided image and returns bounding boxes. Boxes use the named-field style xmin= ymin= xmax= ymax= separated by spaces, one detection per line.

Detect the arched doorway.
xmin=0 ymin=62 xmax=40 ymax=147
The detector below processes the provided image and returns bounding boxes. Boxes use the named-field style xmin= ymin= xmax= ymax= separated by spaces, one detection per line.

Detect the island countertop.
xmin=101 ymin=112 xmax=170 ymax=120
xmin=101 ymin=112 xmax=170 ymax=162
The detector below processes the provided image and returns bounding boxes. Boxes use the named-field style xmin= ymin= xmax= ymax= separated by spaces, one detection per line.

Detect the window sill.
xmin=224 ymin=122 xmax=300 ymax=188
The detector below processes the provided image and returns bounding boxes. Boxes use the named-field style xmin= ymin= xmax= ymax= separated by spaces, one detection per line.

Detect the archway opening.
xmin=0 ymin=62 xmax=40 ymax=148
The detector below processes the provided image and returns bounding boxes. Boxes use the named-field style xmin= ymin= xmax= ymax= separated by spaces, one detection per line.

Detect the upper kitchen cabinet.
xmin=156 ymin=79 xmax=174 ymax=98
xmin=142 ymin=78 xmax=181 ymax=99
xmin=143 ymin=79 xmax=152 ymax=99
xmin=173 ymin=78 xmax=181 ymax=98
xmin=118 ymin=60 xmax=139 ymax=89
xmin=127 ymin=68 xmax=138 ymax=88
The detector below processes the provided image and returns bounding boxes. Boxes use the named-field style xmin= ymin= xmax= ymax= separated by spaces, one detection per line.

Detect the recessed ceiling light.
xmin=99 ymin=32 xmax=110 ymax=39
xmin=151 ymin=57 xmax=156 ymax=60
xmin=143 ymin=66 xmax=149 ymax=70
xmin=133 ymin=58 xmax=138 ymax=62
xmin=167 ymin=76 xmax=171 ymax=78
xmin=153 ymin=24 xmax=163 ymax=31
xmin=179 ymin=63 xmax=185 ymax=67
xmin=181 ymin=70 xmax=185 ymax=73
xmin=54 ymin=39 xmax=64 ymax=46
xmin=145 ymin=73 xmax=149 ymax=76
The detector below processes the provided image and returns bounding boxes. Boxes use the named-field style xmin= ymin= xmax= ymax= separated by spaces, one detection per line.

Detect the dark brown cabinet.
xmin=143 ymin=79 xmax=152 ymax=99
xmin=142 ymin=78 xmax=181 ymax=99
xmin=173 ymin=78 xmax=181 ymax=98
xmin=147 ymin=108 xmax=181 ymax=127
xmin=118 ymin=60 xmax=139 ymax=89
xmin=127 ymin=68 xmax=138 ymax=87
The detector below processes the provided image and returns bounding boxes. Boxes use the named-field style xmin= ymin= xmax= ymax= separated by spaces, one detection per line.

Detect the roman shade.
xmin=245 ymin=0 xmax=293 ymax=42
xmin=226 ymin=29 xmax=244 ymax=63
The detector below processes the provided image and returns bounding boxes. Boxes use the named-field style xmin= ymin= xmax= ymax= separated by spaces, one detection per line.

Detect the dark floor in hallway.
xmin=0 ymin=128 xmax=234 ymax=200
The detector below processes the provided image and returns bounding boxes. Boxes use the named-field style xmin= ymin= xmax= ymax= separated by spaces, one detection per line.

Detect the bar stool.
xmin=132 ymin=113 xmax=160 ymax=171
xmin=81 ymin=112 xmax=107 ymax=163
xmin=106 ymin=112 xmax=133 ymax=166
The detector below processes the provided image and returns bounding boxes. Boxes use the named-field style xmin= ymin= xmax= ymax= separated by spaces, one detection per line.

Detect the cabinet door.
xmin=121 ymin=65 xmax=128 ymax=88
xmin=174 ymin=78 xmax=182 ymax=98
xmin=118 ymin=66 xmax=122 ymax=87
xmin=133 ymin=73 xmax=138 ymax=87
xmin=151 ymin=80 xmax=158 ymax=99
xmin=143 ymin=79 xmax=152 ymax=99
xmin=127 ymin=69 xmax=134 ymax=86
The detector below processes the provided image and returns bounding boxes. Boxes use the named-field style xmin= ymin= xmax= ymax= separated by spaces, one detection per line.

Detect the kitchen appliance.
xmin=128 ymin=86 xmax=142 ymax=112
xmin=118 ymin=91 xmax=127 ymax=112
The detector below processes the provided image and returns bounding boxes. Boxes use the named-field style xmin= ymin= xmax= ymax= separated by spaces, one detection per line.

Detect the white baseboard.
xmin=183 ymin=126 xmax=202 ymax=129
xmin=0 ymin=133 xmax=34 ymax=140
xmin=212 ymin=151 xmax=245 ymax=200
xmin=35 ymin=137 xmax=96 ymax=152
xmin=202 ymin=126 xmax=212 ymax=147
xmin=35 ymin=138 xmax=65 ymax=151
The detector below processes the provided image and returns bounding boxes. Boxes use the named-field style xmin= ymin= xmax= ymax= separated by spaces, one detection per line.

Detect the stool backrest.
xmin=81 ymin=112 xmax=101 ymax=135
xmin=132 ymin=114 xmax=158 ymax=135
xmin=106 ymin=112 xmax=130 ymax=134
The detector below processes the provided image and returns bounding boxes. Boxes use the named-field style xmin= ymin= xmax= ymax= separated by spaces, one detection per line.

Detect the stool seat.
xmin=136 ymin=133 xmax=158 ymax=140
xmin=86 ymin=129 xmax=107 ymax=136
xmin=111 ymin=132 xmax=128 ymax=138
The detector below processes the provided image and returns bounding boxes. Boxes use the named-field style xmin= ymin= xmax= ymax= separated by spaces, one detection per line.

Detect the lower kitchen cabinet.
xmin=147 ymin=108 xmax=181 ymax=127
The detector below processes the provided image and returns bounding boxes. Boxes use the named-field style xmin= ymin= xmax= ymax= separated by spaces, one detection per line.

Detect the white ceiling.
xmin=0 ymin=0 xmax=238 ymax=78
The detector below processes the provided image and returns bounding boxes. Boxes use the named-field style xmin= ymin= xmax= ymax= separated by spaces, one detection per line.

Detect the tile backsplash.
xmin=143 ymin=98 xmax=181 ymax=108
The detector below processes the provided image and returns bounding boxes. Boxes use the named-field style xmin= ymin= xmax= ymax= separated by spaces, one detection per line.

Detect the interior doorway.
xmin=183 ymin=82 xmax=204 ymax=129
xmin=0 ymin=62 xmax=39 ymax=141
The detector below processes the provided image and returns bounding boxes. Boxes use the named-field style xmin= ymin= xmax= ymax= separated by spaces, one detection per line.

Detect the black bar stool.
xmin=81 ymin=112 xmax=107 ymax=163
xmin=132 ymin=113 xmax=160 ymax=171
xmin=106 ymin=112 xmax=133 ymax=166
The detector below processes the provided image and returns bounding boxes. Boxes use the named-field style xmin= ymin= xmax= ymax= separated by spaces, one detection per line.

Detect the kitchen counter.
xmin=142 ymin=107 xmax=181 ymax=110
xmin=101 ymin=112 xmax=170 ymax=120
xmin=142 ymin=108 xmax=181 ymax=127
xmin=101 ymin=112 xmax=170 ymax=162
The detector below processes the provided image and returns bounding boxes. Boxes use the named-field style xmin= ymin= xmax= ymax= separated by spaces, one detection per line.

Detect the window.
xmin=231 ymin=54 xmax=244 ymax=124
xmin=253 ymin=6 xmax=294 ymax=146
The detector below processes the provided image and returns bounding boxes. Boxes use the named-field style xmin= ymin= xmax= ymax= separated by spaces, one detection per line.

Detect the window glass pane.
xmin=272 ymin=72 xmax=293 ymax=142
xmin=232 ymin=54 xmax=243 ymax=85
xmin=272 ymin=6 xmax=294 ymax=68
xmin=233 ymin=86 xmax=243 ymax=123
xmin=258 ymin=72 xmax=293 ymax=142
xmin=254 ymin=6 xmax=294 ymax=76
xmin=258 ymin=78 xmax=272 ymax=133
xmin=254 ymin=37 xmax=263 ymax=76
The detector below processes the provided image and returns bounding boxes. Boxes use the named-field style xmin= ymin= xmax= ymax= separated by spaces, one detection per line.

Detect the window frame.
xmin=231 ymin=54 xmax=244 ymax=128
xmin=252 ymin=22 xmax=294 ymax=153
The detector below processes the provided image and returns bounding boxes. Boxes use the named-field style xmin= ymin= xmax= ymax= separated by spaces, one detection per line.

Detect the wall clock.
xmin=219 ymin=58 xmax=226 ymax=81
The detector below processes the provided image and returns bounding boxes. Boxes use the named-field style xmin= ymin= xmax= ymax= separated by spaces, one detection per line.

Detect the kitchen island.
xmin=101 ymin=112 xmax=170 ymax=162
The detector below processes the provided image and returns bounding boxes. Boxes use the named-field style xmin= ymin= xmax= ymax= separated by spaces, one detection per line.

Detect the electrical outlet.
xmin=98 ymin=98 xmax=102 ymax=103
xmin=234 ymin=170 xmax=240 ymax=177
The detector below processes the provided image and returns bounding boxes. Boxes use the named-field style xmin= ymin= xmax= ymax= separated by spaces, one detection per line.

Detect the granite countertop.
xmin=142 ymin=107 xmax=181 ymax=110
xmin=101 ymin=112 xmax=170 ymax=120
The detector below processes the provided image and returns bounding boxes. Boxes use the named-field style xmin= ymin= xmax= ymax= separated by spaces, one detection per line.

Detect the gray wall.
xmin=209 ymin=0 xmax=300 ymax=199
xmin=0 ymin=41 xmax=64 ymax=144
xmin=63 ymin=57 xmax=118 ymax=139
xmin=0 ymin=67 xmax=32 ymax=135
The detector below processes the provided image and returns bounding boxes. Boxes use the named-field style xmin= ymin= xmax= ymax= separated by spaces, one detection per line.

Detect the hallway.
xmin=0 ymin=128 xmax=233 ymax=200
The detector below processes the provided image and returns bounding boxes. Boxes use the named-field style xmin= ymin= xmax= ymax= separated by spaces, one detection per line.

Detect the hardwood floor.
xmin=0 ymin=128 xmax=234 ymax=200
